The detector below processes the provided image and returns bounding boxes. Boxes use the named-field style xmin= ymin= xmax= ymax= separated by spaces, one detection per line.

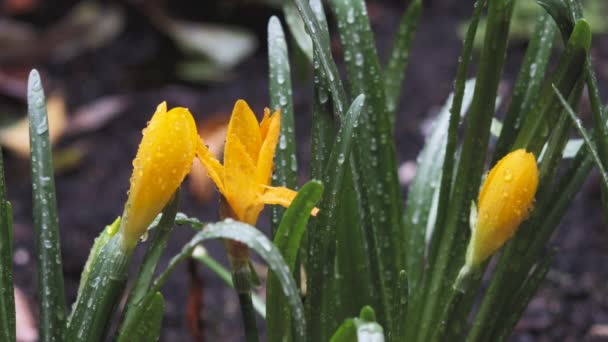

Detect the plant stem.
xmin=238 ymin=292 xmax=260 ymax=342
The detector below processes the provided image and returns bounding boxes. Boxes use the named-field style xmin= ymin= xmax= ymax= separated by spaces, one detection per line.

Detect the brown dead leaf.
xmin=67 ymin=95 xmax=129 ymax=136
xmin=0 ymin=91 xmax=67 ymax=158
xmin=14 ymin=287 xmax=37 ymax=342
xmin=190 ymin=113 xmax=229 ymax=202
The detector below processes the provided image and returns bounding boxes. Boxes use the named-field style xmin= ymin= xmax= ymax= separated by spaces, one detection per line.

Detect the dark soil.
xmin=2 ymin=0 xmax=607 ymax=341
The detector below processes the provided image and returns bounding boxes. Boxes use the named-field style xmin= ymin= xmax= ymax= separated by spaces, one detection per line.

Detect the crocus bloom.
xmin=197 ymin=99 xmax=315 ymax=225
xmin=465 ymin=149 xmax=539 ymax=268
xmin=119 ymin=102 xmax=198 ymax=249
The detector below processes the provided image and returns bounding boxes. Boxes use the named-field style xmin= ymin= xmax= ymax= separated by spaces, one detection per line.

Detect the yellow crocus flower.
xmin=465 ymin=149 xmax=539 ymax=268
xmin=197 ymin=99 xmax=314 ymax=225
xmin=119 ymin=102 xmax=198 ymax=249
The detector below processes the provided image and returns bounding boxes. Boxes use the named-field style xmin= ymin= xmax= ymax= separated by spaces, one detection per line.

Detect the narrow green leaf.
xmin=267 ymin=181 xmax=323 ymax=342
xmin=117 ymin=192 xmax=179 ymax=339
xmin=384 ymin=0 xmax=422 ymax=121
xmin=67 ymin=235 xmax=132 ymax=342
xmin=493 ymin=11 xmax=557 ymax=162
xmin=555 ymin=85 xmax=608 ymax=188
xmin=306 ymin=95 xmax=365 ymax=342
xmin=191 ymin=247 xmax=266 ymax=317
xmin=283 ymin=2 xmax=313 ymax=63
xmin=491 ymin=253 xmax=554 ymax=342
xmin=536 ymin=0 xmax=575 ymax=39
xmin=404 ymin=79 xmax=476 ymax=291
xmin=329 ymin=308 xmax=385 ymax=342
xmin=292 ymin=0 xmax=347 ymax=116
xmin=120 ymin=292 xmax=164 ymax=342
xmin=174 ymin=212 xmax=205 ymax=229
xmin=146 ymin=220 xmax=307 ymax=342
xmin=27 ymin=69 xmax=67 ymax=342
xmin=268 ymin=16 xmax=298 ymax=236
xmin=330 ymin=0 xmax=405 ymax=332
xmin=418 ymin=0 xmax=516 ymax=341
xmin=512 ymin=19 xmax=591 ymax=154
xmin=0 ymin=148 xmax=15 ymax=342
xmin=405 ymin=2 xmax=486 ymax=340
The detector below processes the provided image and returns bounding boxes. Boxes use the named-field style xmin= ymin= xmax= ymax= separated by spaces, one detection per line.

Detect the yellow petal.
xmin=258 ymin=186 xmax=319 ymax=216
xmin=227 ymin=100 xmax=262 ymax=163
xmin=259 ymin=108 xmax=273 ymax=141
xmin=197 ymin=138 xmax=226 ymax=194
xmin=256 ymin=110 xmax=281 ymax=186
xmin=467 ymin=149 xmax=538 ymax=267
xmin=224 ymin=132 xmax=261 ymax=224
xmin=121 ymin=103 xmax=198 ymax=249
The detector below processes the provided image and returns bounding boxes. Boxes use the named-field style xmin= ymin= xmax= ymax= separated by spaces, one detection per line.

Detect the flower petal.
xmin=227 ymin=99 xmax=262 ymax=163
xmin=258 ymin=186 xmax=319 ymax=216
xmin=123 ymin=104 xmax=198 ymax=248
xmin=259 ymin=108 xmax=272 ymax=141
xmin=197 ymin=138 xmax=226 ymax=194
xmin=256 ymin=110 xmax=281 ymax=186
xmin=224 ymin=132 xmax=260 ymax=222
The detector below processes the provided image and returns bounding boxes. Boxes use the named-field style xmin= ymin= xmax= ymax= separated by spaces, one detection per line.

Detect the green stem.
xmin=238 ymin=292 xmax=260 ymax=342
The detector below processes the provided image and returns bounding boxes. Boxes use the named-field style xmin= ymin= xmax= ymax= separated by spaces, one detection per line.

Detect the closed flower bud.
xmin=119 ymin=102 xmax=198 ymax=249
xmin=465 ymin=149 xmax=539 ymax=269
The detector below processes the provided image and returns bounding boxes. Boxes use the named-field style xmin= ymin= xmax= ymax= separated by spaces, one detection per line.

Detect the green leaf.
xmin=417 ymin=0 xmax=516 ymax=340
xmin=145 ymin=220 xmax=308 ymax=342
xmin=329 ymin=307 xmax=385 ymax=342
xmin=405 ymin=1 xmax=487 ymax=340
xmin=73 ymin=217 xmax=120 ymax=308
xmin=67 ymin=235 xmax=132 ymax=342
xmin=493 ymin=11 xmax=557 ymax=162
xmin=554 ymin=85 xmax=608 ymax=189
xmin=283 ymin=2 xmax=313 ymax=63
xmin=330 ymin=0 xmax=406 ymax=332
xmin=512 ymin=19 xmax=591 ymax=154
xmin=292 ymin=0 xmax=348 ymax=116
xmin=0 ymin=148 xmax=15 ymax=342
xmin=491 ymin=253 xmax=554 ymax=341
xmin=306 ymin=95 xmax=365 ymax=342
xmin=536 ymin=0 xmax=575 ymax=39
xmin=267 ymin=181 xmax=323 ymax=342
xmin=384 ymin=0 xmax=422 ymax=121
xmin=117 ymin=191 xmax=180 ymax=339
xmin=191 ymin=246 xmax=265 ymax=317
xmin=124 ymin=292 xmax=164 ymax=342
xmin=27 ymin=69 xmax=67 ymax=341
xmin=268 ymin=16 xmax=298 ymax=236
xmin=404 ymin=79 xmax=476 ymax=291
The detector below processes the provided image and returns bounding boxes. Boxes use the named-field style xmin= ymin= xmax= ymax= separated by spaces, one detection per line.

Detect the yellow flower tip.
xmin=120 ymin=103 xmax=198 ymax=249
xmin=311 ymin=207 xmax=320 ymax=216
xmin=466 ymin=149 xmax=539 ymax=268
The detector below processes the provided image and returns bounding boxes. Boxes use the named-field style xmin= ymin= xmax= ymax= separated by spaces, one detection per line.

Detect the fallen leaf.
xmin=189 ymin=113 xmax=229 ymax=202
xmin=67 ymin=95 xmax=129 ymax=136
xmin=0 ymin=91 xmax=67 ymax=158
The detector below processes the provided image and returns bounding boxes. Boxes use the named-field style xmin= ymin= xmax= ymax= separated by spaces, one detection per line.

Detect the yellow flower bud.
xmin=465 ymin=149 xmax=539 ymax=268
xmin=119 ymin=102 xmax=198 ymax=249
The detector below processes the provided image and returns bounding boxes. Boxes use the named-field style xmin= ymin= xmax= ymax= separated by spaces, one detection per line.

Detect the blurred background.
xmin=1 ymin=0 xmax=607 ymax=341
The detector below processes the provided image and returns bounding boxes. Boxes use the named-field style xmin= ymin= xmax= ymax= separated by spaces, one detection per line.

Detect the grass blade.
xmin=144 ymin=220 xmax=308 ymax=342
xmin=117 ymin=192 xmax=180 ymax=339
xmin=554 ymin=85 xmax=608 ymax=188
xmin=330 ymin=0 xmax=406 ymax=331
xmin=306 ymin=95 xmax=365 ymax=341
xmin=384 ymin=0 xmax=422 ymax=121
xmin=493 ymin=10 xmax=557 ymax=162
xmin=268 ymin=16 xmax=299 ymax=236
xmin=283 ymin=2 xmax=313 ymax=63
xmin=0 ymin=148 xmax=15 ymax=342
xmin=417 ymin=0 xmax=516 ymax=340
xmin=267 ymin=181 xmax=323 ymax=342
xmin=27 ymin=69 xmax=67 ymax=341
